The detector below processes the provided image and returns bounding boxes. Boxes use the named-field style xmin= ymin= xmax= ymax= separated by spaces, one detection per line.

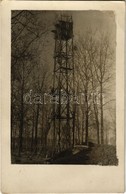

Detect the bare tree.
xmin=11 ymin=10 xmax=50 ymax=157
xmin=74 ymin=30 xmax=115 ymax=145
xmin=93 ymin=33 xmax=114 ymax=144
xmin=74 ymin=33 xmax=94 ymax=145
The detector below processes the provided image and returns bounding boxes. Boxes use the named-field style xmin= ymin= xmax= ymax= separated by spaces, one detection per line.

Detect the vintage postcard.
xmin=1 ymin=1 xmax=125 ymax=193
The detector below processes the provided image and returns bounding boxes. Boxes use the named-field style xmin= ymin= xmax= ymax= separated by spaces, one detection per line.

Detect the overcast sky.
xmin=38 ymin=10 xmax=116 ymax=71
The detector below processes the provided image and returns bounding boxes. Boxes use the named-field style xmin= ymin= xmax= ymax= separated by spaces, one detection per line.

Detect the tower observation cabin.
xmin=52 ymin=16 xmax=73 ymax=41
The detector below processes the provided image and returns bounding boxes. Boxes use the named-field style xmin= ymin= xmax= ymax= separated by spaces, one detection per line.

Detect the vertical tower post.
xmin=52 ymin=15 xmax=75 ymax=152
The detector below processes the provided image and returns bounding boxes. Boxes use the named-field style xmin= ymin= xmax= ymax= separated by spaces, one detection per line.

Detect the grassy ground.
xmin=51 ymin=143 xmax=118 ymax=165
xmin=11 ymin=143 xmax=118 ymax=165
xmin=12 ymin=144 xmax=118 ymax=165
xmin=87 ymin=144 xmax=118 ymax=165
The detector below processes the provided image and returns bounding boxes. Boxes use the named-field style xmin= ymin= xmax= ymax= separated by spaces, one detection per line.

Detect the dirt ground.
xmin=12 ymin=143 xmax=118 ymax=165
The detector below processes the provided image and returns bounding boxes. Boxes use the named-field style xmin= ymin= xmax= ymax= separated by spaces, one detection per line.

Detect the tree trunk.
xmin=34 ymin=104 xmax=40 ymax=154
xmin=18 ymin=87 xmax=24 ymax=157
xmin=93 ymin=96 xmax=100 ymax=144
xmin=76 ymin=107 xmax=80 ymax=144
xmin=11 ymin=107 xmax=14 ymax=152
xmin=31 ymin=111 xmax=35 ymax=152
xmin=95 ymin=108 xmax=100 ymax=144
xmin=85 ymin=110 xmax=88 ymax=145
xmin=41 ymin=108 xmax=44 ymax=147
xmin=100 ymin=84 xmax=104 ymax=144
xmin=85 ymin=90 xmax=88 ymax=145
xmin=82 ymin=109 xmax=84 ymax=144
xmin=106 ymin=127 xmax=108 ymax=145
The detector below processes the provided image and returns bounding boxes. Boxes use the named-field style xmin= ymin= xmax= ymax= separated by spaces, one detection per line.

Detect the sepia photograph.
xmin=11 ymin=10 xmax=118 ymax=165
xmin=1 ymin=1 xmax=125 ymax=193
